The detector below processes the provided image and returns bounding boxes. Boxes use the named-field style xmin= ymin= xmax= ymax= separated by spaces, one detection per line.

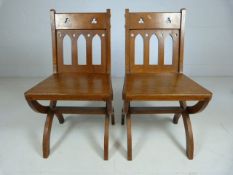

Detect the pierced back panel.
xmin=50 ymin=10 xmax=111 ymax=74
xmin=125 ymin=9 xmax=186 ymax=74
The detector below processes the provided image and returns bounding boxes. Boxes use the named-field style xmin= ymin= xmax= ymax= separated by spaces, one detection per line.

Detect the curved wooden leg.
xmin=173 ymin=100 xmax=211 ymax=159
xmin=104 ymin=114 xmax=109 ymax=160
xmin=127 ymin=113 xmax=132 ymax=160
xmin=55 ymin=112 xmax=65 ymax=124
xmin=25 ymin=98 xmax=49 ymax=114
xmin=187 ymin=100 xmax=210 ymax=114
xmin=182 ymin=112 xmax=194 ymax=160
xmin=43 ymin=111 xmax=54 ymax=158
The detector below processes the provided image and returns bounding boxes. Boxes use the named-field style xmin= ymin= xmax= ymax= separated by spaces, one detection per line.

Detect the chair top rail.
xmin=52 ymin=9 xmax=110 ymax=30
xmin=125 ymin=9 xmax=186 ymax=30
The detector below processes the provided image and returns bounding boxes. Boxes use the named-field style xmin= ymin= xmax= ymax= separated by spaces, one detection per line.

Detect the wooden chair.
xmin=24 ymin=9 xmax=114 ymax=160
xmin=122 ymin=9 xmax=212 ymax=160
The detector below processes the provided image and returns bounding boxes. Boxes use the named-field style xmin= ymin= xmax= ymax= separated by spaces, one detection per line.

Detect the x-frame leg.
xmin=121 ymin=101 xmax=132 ymax=160
xmin=182 ymin=111 xmax=194 ymax=159
xmin=43 ymin=101 xmax=64 ymax=158
xmin=172 ymin=101 xmax=194 ymax=159
xmin=25 ymin=98 xmax=114 ymax=160
xmin=122 ymin=99 xmax=210 ymax=160
xmin=104 ymin=100 xmax=115 ymax=160
xmin=43 ymin=110 xmax=54 ymax=158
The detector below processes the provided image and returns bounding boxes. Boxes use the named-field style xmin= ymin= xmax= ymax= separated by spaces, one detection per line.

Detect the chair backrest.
xmin=50 ymin=9 xmax=111 ymax=74
xmin=125 ymin=9 xmax=186 ymax=74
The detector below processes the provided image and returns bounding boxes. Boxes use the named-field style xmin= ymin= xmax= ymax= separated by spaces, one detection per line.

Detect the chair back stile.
xmin=50 ymin=9 xmax=111 ymax=74
xmin=125 ymin=9 xmax=186 ymax=74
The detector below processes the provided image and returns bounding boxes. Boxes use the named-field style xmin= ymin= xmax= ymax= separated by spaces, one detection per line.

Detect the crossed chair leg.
xmin=121 ymin=101 xmax=132 ymax=160
xmin=172 ymin=101 xmax=194 ymax=159
xmin=43 ymin=101 xmax=65 ymax=158
xmin=26 ymin=98 xmax=114 ymax=160
xmin=26 ymin=97 xmax=208 ymax=160
xmin=121 ymin=100 xmax=210 ymax=160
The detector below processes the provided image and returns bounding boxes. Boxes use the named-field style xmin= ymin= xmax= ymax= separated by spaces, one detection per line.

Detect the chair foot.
xmin=43 ymin=111 xmax=54 ymax=158
xmin=182 ymin=112 xmax=194 ymax=160
xmin=127 ymin=114 xmax=132 ymax=160
xmin=173 ymin=113 xmax=181 ymax=124
xmin=104 ymin=114 xmax=109 ymax=160
xmin=121 ymin=109 xmax=125 ymax=125
xmin=55 ymin=112 xmax=65 ymax=124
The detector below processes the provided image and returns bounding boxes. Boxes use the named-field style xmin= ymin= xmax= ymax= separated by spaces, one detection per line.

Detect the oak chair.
xmin=122 ymin=9 xmax=212 ymax=160
xmin=24 ymin=9 xmax=114 ymax=160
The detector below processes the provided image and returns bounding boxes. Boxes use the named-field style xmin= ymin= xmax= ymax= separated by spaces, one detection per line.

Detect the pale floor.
xmin=0 ymin=77 xmax=233 ymax=175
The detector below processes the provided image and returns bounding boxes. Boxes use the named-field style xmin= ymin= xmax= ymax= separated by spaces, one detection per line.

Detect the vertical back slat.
xmin=86 ymin=36 xmax=92 ymax=66
xmin=57 ymin=32 xmax=64 ymax=70
xmin=143 ymin=34 xmax=149 ymax=67
xmin=129 ymin=34 xmax=135 ymax=70
xmin=71 ymin=35 xmax=78 ymax=65
xmin=101 ymin=35 xmax=106 ymax=72
xmin=158 ymin=34 xmax=164 ymax=66
xmin=172 ymin=32 xmax=179 ymax=69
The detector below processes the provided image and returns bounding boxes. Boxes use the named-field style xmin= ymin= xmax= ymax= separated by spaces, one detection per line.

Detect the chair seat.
xmin=25 ymin=73 xmax=112 ymax=101
xmin=123 ymin=73 xmax=212 ymax=101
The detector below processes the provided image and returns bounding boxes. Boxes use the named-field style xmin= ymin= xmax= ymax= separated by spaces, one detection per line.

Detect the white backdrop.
xmin=0 ymin=0 xmax=233 ymax=77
